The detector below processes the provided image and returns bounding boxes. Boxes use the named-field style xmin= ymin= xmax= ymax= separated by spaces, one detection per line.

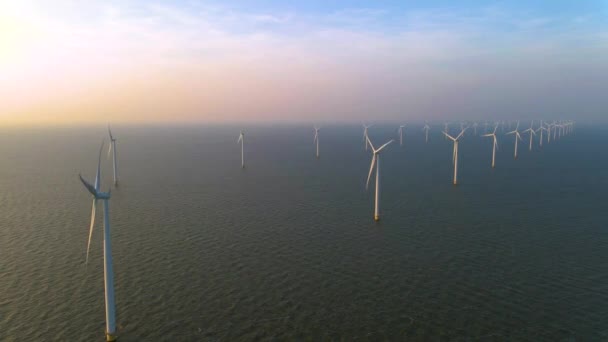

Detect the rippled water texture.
xmin=1 ymin=124 xmax=607 ymax=341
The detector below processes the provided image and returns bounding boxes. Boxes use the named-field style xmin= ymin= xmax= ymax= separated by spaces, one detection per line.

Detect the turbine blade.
xmin=456 ymin=128 xmax=468 ymax=140
xmin=108 ymin=125 xmax=114 ymax=141
xmin=94 ymin=141 xmax=104 ymax=192
xmin=376 ymin=139 xmax=393 ymax=152
xmin=107 ymin=142 xmax=112 ymax=159
xmin=79 ymin=174 xmax=97 ymax=196
xmin=366 ymin=135 xmax=376 ymax=151
xmin=86 ymin=199 xmax=96 ymax=265
xmin=366 ymin=155 xmax=376 ymax=190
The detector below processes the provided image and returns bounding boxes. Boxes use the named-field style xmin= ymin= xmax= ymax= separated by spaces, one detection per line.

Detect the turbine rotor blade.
xmin=94 ymin=141 xmax=104 ymax=192
xmin=443 ymin=131 xmax=456 ymax=141
xmin=86 ymin=199 xmax=96 ymax=265
xmin=455 ymin=127 xmax=468 ymax=140
xmin=366 ymin=154 xmax=376 ymax=190
xmin=107 ymin=142 xmax=112 ymax=159
xmin=376 ymin=139 xmax=393 ymax=152
xmin=366 ymin=135 xmax=376 ymax=151
xmin=79 ymin=174 xmax=97 ymax=196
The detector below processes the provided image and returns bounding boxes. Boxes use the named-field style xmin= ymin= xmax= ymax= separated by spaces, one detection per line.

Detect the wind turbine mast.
xmin=79 ymin=141 xmax=118 ymax=342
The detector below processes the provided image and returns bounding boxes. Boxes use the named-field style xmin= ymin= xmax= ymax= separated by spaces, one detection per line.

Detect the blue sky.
xmin=0 ymin=0 xmax=606 ymax=124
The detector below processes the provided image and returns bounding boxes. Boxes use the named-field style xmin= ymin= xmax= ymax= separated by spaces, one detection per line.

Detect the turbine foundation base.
xmin=106 ymin=333 xmax=117 ymax=342
xmin=374 ymin=216 xmax=380 ymax=222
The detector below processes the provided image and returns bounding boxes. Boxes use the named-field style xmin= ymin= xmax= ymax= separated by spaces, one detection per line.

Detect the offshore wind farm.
xmin=2 ymin=120 xmax=607 ymax=341
xmin=1 ymin=1 xmax=607 ymax=341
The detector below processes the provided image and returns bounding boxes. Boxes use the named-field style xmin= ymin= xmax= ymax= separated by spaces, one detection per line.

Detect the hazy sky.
xmin=1 ymin=0 xmax=606 ymax=125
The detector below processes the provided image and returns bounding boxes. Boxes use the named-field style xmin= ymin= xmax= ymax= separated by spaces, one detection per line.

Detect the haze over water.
xmin=1 ymin=124 xmax=607 ymax=340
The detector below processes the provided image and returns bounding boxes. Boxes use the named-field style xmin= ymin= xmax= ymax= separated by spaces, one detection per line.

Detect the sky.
xmin=0 ymin=0 xmax=606 ymax=125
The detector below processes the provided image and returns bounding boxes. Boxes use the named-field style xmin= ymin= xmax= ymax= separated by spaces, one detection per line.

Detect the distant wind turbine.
xmin=79 ymin=141 xmax=118 ymax=342
xmin=536 ymin=121 xmax=547 ymax=147
xmin=506 ymin=121 xmax=523 ymax=159
xmin=237 ymin=130 xmax=245 ymax=168
xmin=443 ymin=128 xmax=467 ymax=185
xmin=313 ymin=126 xmax=320 ymax=158
xmin=522 ymin=121 xmax=536 ymax=151
xmin=365 ymin=136 xmax=393 ymax=221
xmin=107 ymin=126 xmax=118 ymax=186
xmin=398 ymin=124 xmax=406 ymax=146
xmin=482 ymin=125 xmax=499 ymax=168
xmin=423 ymin=122 xmax=430 ymax=143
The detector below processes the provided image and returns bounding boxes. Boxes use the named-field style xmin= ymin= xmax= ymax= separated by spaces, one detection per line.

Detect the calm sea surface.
xmin=1 ymin=124 xmax=607 ymax=341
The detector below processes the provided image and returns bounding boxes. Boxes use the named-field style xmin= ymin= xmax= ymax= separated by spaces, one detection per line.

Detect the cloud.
xmin=0 ymin=1 xmax=606 ymax=124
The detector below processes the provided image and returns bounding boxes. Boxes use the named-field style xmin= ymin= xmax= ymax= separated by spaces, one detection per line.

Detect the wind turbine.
xmin=365 ymin=136 xmax=393 ymax=221
xmin=443 ymin=128 xmax=467 ymax=185
xmin=472 ymin=122 xmax=478 ymax=135
xmin=482 ymin=125 xmax=499 ymax=168
xmin=398 ymin=124 xmax=406 ymax=146
xmin=522 ymin=121 xmax=536 ymax=151
xmin=79 ymin=141 xmax=118 ymax=342
xmin=506 ymin=121 xmax=523 ymax=159
xmin=553 ymin=122 xmax=558 ymax=140
xmin=237 ymin=130 xmax=245 ymax=168
xmin=362 ymin=124 xmax=373 ymax=151
xmin=423 ymin=122 xmax=430 ymax=143
xmin=536 ymin=120 xmax=547 ymax=147
xmin=107 ymin=126 xmax=118 ymax=186
xmin=313 ymin=126 xmax=320 ymax=158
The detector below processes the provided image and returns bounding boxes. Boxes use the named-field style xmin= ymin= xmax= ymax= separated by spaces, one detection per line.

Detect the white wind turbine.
xmin=398 ymin=124 xmax=406 ymax=146
xmin=553 ymin=122 xmax=558 ymax=140
xmin=536 ymin=120 xmax=547 ymax=147
xmin=506 ymin=121 xmax=523 ymax=159
xmin=362 ymin=124 xmax=373 ymax=151
xmin=522 ymin=121 xmax=536 ymax=151
xmin=313 ymin=126 xmax=320 ymax=158
xmin=443 ymin=128 xmax=467 ymax=185
xmin=365 ymin=136 xmax=394 ymax=221
xmin=423 ymin=122 xmax=430 ymax=143
xmin=237 ymin=130 xmax=245 ymax=168
xmin=107 ymin=126 xmax=118 ymax=186
xmin=79 ymin=141 xmax=118 ymax=342
xmin=472 ymin=122 xmax=478 ymax=135
xmin=482 ymin=125 xmax=499 ymax=168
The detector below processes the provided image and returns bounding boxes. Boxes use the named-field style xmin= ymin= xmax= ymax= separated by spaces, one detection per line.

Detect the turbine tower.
xmin=522 ymin=121 xmax=536 ymax=151
xmin=107 ymin=126 xmax=118 ymax=186
xmin=365 ymin=136 xmax=393 ymax=221
xmin=443 ymin=128 xmax=467 ymax=185
xmin=398 ymin=124 xmax=406 ymax=146
xmin=79 ymin=141 xmax=118 ymax=342
xmin=482 ymin=125 xmax=499 ymax=168
xmin=313 ymin=126 xmax=320 ymax=158
xmin=237 ymin=130 xmax=245 ymax=168
xmin=506 ymin=121 xmax=523 ymax=159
